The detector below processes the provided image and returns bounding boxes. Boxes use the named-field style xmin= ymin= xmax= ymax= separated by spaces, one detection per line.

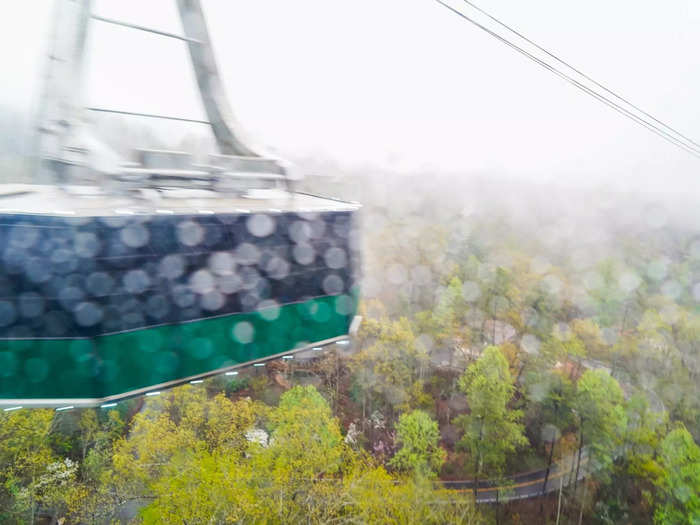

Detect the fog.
xmin=2 ymin=0 xmax=700 ymax=197
xmin=1 ymin=3 xmax=699 ymax=522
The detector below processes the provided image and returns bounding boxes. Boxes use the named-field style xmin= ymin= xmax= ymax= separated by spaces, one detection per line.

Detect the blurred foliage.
xmin=1 ymin=172 xmax=699 ymax=523
xmin=389 ymin=409 xmax=446 ymax=478
xmin=455 ymin=346 xmax=528 ymax=495
xmin=225 ymin=376 xmax=251 ymax=395
xmin=653 ymin=425 xmax=700 ymax=525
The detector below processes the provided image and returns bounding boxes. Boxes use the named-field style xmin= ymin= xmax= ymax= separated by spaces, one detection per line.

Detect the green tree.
xmin=593 ymin=392 xmax=669 ymax=523
xmin=139 ymin=385 xmax=485 ymax=524
xmin=415 ymin=275 xmax=468 ymax=346
xmin=350 ymin=316 xmax=430 ymax=419
xmin=90 ymin=387 xmax=260 ymax=522
xmin=540 ymin=329 xmax=587 ymax=379
xmin=0 ymin=408 xmax=58 ymax=524
xmin=259 ymin=385 xmax=345 ymax=483
xmin=522 ymin=368 xmax=575 ymax=511
xmin=573 ymin=370 xmax=627 ymax=488
xmin=455 ymin=346 xmax=528 ymax=497
xmin=389 ymin=409 xmax=446 ymax=478
xmin=653 ymin=425 xmax=700 ymax=525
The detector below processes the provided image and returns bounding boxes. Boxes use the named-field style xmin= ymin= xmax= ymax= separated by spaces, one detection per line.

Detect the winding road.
xmin=441 ymin=453 xmax=588 ymax=503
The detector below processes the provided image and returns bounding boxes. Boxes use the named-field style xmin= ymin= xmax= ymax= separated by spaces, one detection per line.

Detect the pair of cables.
xmin=434 ymin=0 xmax=700 ymax=159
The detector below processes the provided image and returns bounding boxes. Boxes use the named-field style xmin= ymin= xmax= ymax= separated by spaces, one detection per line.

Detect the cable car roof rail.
xmin=90 ymin=13 xmax=203 ymax=44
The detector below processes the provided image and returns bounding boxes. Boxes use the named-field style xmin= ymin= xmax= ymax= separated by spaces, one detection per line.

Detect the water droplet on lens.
xmin=74 ymin=302 xmax=103 ymax=326
xmin=232 ymin=321 xmax=255 ymax=343
xmin=520 ymin=334 xmax=540 ymax=355
xmin=258 ymin=299 xmax=280 ymax=321
xmin=335 ymin=294 xmax=354 ymax=315
xmin=173 ymin=284 xmax=196 ymax=308
xmin=208 ymin=251 xmax=235 ymax=275
xmin=0 ymin=301 xmax=16 ymax=327
xmin=160 ymin=254 xmax=186 ymax=280
xmin=239 ymin=267 xmax=261 ymax=291
xmin=123 ymin=270 xmax=151 ymax=294
xmin=201 ymin=291 xmax=225 ymax=311
xmin=74 ymin=232 xmax=100 ymax=257
xmin=26 ymin=257 xmax=51 ymax=283
xmin=264 ymin=256 xmax=290 ymax=280
xmin=461 ymin=281 xmax=481 ymax=302
xmin=190 ymin=269 xmax=215 ymax=294
xmin=324 ymin=247 xmax=347 ymax=269
xmin=661 ymin=280 xmax=682 ymax=300
xmin=292 ymin=243 xmax=315 ymax=265
xmin=234 ymin=243 xmax=261 ymax=265
xmin=18 ymin=292 xmax=44 ymax=318
xmin=217 ymin=273 xmax=243 ymax=294
xmin=289 ymin=220 xmax=312 ymax=243
xmin=120 ymin=223 xmax=149 ymax=248
xmin=247 ymin=214 xmax=275 ymax=237
xmin=146 ymin=294 xmax=171 ymax=319
xmin=9 ymin=225 xmax=39 ymax=249
xmin=177 ymin=220 xmax=204 ymax=247
xmin=322 ymin=274 xmax=344 ymax=295
xmin=58 ymin=286 xmax=85 ymax=310
xmin=86 ymin=272 xmax=115 ymax=296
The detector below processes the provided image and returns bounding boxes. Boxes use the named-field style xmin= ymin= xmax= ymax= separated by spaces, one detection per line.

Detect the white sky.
xmin=2 ymin=0 xmax=700 ymax=194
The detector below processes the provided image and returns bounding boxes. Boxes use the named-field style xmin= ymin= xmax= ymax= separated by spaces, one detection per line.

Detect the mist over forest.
xmin=0 ymin=105 xmax=698 ymax=523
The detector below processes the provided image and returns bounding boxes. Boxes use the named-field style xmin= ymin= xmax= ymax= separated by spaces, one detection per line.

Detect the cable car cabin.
xmin=0 ymin=151 xmax=361 ymax=407
xmin=0 ymin=0 xmax=362 ymax=407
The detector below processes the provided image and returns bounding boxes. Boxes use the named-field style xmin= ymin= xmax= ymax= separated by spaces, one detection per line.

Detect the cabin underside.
xmin=0 ymin=185 xmax=361 ymax=406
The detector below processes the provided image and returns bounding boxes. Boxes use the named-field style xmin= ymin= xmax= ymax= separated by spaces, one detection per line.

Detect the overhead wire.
xmin=433 ymin=0 xmax=700 ymax=159
xmin=460 ymin=0 xmax=700 ymax=151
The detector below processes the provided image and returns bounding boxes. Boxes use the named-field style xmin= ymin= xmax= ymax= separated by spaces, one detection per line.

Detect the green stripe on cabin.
xmin=0 ymin=292 xmax=356 ymax=400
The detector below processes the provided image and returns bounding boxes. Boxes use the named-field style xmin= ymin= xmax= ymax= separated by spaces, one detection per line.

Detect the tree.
xmin=337 ymin=466 xmax=483 ymax=524
xmin=138 ymin=385 xmax=485 ymax=524
xmin=623 ymin=394 xmax=667 ymax=484
xmin=595 ymin=392 xmax=670 ymax=523
xmin=571 ymin=318 xmax=607 ymax=360
xmin=573 ymin=370 xmax=627 ymax=489
xmin=349 ymin=315 xmax=430 ymax=421
xmin=455 ymin=346 xmax=528 ymax=497
xmin=540 ymin=329 xmax=587 ymax=379
xmin=0 ymin=408 xmax=58 ymax=524
xmin=93 ymin=387 xmax=261 ymax=522
xmin=415 ymin=275 xmax=468 ymax=347
xmin=259 ymin=385 xmax=345 ymax=484
xmin=522 ymin=367 xmax=575 ymax=512
xmin=480 ymin=267 xmax=520 ymax=345
xmin=389 ymin=410 xmax=446 ymax=478
xmin=653 ymin=425 xmax=700 ymax=525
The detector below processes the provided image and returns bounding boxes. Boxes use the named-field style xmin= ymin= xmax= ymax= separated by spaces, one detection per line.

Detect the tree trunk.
xmin=473 ymin=419 xmax=484 ymax=500
xmin=334 ymin=352 xmax=339 ymax=412
xmin=540 ymin=436 xmax=556 ymax=514
xmin=368 ymin=396 xmax=374 ymax=445
xmin=496 ymin=488 xmax=500 ymax=525
xmin=574 ymin=425 xmax=584 ymax=493
xmin=578 ymin=481 xmax=588 ymax=525
xmin=515 ymin=356 xmax=527 ymax=385
xmin=555 ymin=475 xmax=563 ymax=525
xmin=362 ymin=392 xmax=366 ymax=432
xmin=30 ymin=469 xmax=35 ymax=525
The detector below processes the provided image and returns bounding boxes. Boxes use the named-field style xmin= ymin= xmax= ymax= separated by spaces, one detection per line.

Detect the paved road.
xmin=453 ymin=356 xmax=662 ymax=504
xmin=441 ymin=453 xmax=589 ymax=503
